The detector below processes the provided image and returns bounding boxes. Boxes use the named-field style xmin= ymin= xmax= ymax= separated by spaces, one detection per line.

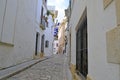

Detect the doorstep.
xmin=0 ymin=57 xmax=50 ymax=80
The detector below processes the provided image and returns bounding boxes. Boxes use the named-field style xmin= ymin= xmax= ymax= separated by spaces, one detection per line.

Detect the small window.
xmin=45 ymin=40 xmax=49 ymax=48
xmin=56 ymin=43 xmax=58 ymax=47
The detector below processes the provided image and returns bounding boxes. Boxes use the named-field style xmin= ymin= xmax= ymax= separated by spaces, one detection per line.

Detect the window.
xmin=56 ymin=43 xmax=58 ymax=47
xmin=45 ymin=40 xmax=49 ymax=48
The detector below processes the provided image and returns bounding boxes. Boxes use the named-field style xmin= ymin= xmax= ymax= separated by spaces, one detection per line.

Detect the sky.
xmin=47 ymin=0 xmax=69 ymax=23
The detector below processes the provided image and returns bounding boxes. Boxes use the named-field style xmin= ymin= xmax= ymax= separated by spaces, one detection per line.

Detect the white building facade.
xmin=67 ymin=0 xmax=120 ymax=80
xmin=44 ymin=15 xmax=54 ymax=56
xmin=0 ymin=0 xmax=38 ymax=68
xmin=0 ymin=0 xmax=54 ymax=69
xmin=35 ymin=0 xmax=48 ymax=58
xmin=44 ymin=6 xmax=58 ymax=56
xmin=53 ymin=40 xmax=58 ymax=54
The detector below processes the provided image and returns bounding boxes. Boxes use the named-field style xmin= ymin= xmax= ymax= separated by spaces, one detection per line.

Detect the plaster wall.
xmin=53 ymin=40 xmax=58 ymax=54
xmin=69 ymin=0 xmax=87 ymax=65
xmin=44 ymin=15 xmax=54 ymax=56
xmin=69 ymin=0 xmax=120 ymax=80
xmin=87 ymin=0 xmax=120 ymax=80
xmin=0 ymin=0 xmax=37 ymax=68
xmin=35 ymin=0 xmax=44 ymax=55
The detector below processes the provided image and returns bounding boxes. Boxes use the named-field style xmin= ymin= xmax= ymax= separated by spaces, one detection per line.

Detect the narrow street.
xmin=7 ymin=54 xmax=68 ymax=80
xmin=0 ymin=0 xmax=120 ymax=80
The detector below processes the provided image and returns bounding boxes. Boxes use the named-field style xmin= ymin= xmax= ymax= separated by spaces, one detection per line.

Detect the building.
xmin=58 ymin=18 xmax=67 ymax=54
xmin=54 ymin=26 xmax=59 ymax=40
xmin=53 ymin=21 xmax=59 ymax=54
xmin=66 ymin=0 xmax=120 ymax=80
xmin=53 ymin=40 xmax=58 ymax=54
xmin=47 ymin=6 xmax=58 ymax=55
xmin=0 ymin=0 xmax=54 ymax=69
xmin=35 ymin=0 xmax=48 ymax=58
xmin=0 ymin=0 xmax=39 ymax=69
xmin=43 ymin=6 xmax=58 ymax=56
xmin=53 ymin=25 xmax=59 ymax=54
xmin=43 ymin=12 xmax=54 ymax=57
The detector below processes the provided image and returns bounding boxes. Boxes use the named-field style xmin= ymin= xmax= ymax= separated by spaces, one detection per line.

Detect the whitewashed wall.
xmin=0 ymin=0 xmax=37 ymax=68
xmin=35 ymin=0 xmax=43 ymax=54
xmin=69 ymin=0 xmax=120 ymax=80
xmin=53 ymin=40 xmax=58 ymax=54
xmin=70 ymin=0 xmax=87 ymax=66
xmin=87 ymin=0 xmax=120 ymax=80
xmin=44 ymin=15 xmax=54 ymax=56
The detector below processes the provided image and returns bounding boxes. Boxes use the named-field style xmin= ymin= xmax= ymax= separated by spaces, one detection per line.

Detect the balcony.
xmin=40 ymin=19 xmax=46 ymax=30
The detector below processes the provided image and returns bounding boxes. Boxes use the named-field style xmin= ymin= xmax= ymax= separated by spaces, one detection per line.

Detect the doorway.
xmin=41 ymin=34 xmax=45 ymax=53
xmin=76 ymin=11 xmax=88 ymax=78
xmin=35 ymin=32 xmax=39 ymax=56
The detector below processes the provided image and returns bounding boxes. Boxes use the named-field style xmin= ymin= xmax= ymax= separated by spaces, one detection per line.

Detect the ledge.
xmin=0 ymin=41 xmax=14 ymax=47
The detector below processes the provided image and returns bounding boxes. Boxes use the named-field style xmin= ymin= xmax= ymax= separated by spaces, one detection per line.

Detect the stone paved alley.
xmin=7 ymin=54 xmax=68 ymax=80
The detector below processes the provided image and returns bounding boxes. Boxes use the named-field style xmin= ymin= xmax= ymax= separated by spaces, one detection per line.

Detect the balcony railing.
xmin=40 ymin=19 xmax=46 ymax=30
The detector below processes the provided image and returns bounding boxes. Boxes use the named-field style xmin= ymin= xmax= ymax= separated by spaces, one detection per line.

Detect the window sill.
xmin=0 ymin=41 xmax=14 ymax=47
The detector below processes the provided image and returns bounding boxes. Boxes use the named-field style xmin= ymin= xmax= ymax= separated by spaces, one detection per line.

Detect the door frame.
xmin=76 ymin=9 xmax=88 ymax=78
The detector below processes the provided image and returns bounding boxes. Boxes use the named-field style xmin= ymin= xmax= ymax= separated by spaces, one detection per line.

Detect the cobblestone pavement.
xmin=7 ymin=54 xmax=68 ymax=80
